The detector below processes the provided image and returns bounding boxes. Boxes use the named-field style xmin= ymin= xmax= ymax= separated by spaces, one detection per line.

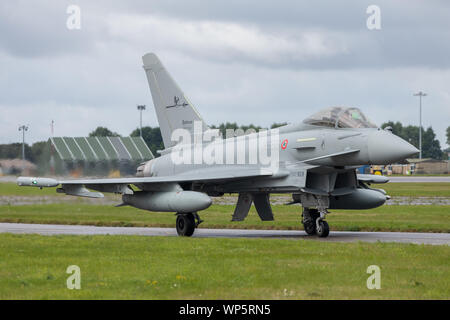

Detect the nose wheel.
xmin=315 ymin=219 xmax=329 ymax=237
xmin=302 ymin=208 xmax=319 ymax=235
xmin=302 ymin=207 xmax=330 ymax=238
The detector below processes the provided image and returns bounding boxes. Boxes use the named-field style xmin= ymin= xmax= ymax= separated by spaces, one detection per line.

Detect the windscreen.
xmin=303 ymin=107 xmax=377 ymax=128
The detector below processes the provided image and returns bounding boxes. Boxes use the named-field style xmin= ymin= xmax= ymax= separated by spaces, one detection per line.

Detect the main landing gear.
xmin=302 ymin=207 xmax=330 ymax=238
xmin=175 ymin=212 xmax=203 ymax=237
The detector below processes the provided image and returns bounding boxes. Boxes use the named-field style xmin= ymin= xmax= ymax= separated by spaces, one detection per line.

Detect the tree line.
xmin=1 ymin=123 xmax=449 ymax=162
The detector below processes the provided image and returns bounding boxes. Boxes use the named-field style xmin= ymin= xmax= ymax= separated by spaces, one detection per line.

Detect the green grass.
xmin=381 ymin=183 xmax=450 ymax=197
xmin=1 ymin=182 xmax=449 ymax=197
xmin=0 ymin=182 xmax=58 ymax=196
xmin=1 ymin=203 xmax=449 ymax=233
xmin=1 ymin=181 xmax=449 ymax=232
xmin=0 ymin=233 xmax=448 ymax=299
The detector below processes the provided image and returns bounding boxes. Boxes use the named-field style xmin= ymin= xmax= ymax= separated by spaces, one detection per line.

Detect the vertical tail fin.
xmin=142 ymin=53 xmax=209 ymax=149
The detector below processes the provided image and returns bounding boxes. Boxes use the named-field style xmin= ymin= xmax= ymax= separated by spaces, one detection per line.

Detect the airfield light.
xmin=18 ymin=125 xmax=29 ymax=161
xmin=18 ymin=125 xmax=29 ymax=173
xmin=137 ymin=105 xmax=146 ymax=137
xmin=413 ymin=91 xmax=427 ymax=159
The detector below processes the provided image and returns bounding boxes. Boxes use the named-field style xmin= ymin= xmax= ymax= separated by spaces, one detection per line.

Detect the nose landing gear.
xmin=302 ymin=208 xmax=319 ymax=235
xmin=315 ymin=219 xmax=329 ymax=238
xmin=302 ymin=207 xmax=330 ymax=238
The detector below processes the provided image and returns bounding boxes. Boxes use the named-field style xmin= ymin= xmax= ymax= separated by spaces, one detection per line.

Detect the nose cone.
xmin=368 ymin=130 xmax=419 ymax=164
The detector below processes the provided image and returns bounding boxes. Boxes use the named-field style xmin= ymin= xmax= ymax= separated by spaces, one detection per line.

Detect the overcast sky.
xmin=1 ymin=0 xmax=449 ymax=147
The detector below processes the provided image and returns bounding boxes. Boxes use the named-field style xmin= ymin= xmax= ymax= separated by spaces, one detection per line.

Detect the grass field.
xmin=381 ymin=182 xmax=450 ymax=197
xmin=1 ymin=182 xmax=449 ymax=197
xmin=0 ymin=182 xmax=58 ymax=196
xmin=0 ymin=233 xmax=448 ymax=299
xmin=1 ymin=203 xmax=449 ymax=233
xmin=1 ymin=181 xmax=449 ymax=232
xmin=0 ymin=181 xmax=448 ymax=300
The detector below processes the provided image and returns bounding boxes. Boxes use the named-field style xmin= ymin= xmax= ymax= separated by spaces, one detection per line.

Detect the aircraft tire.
xmin=176 ymin=213 xmax=196 ymax=237
xmin=304 ymin=222 xmax=316 ymax=235
xmin=316 ymin=220 xmax=330 ymax=238
xmin=302 ymin=208 xmax=319 ymax=235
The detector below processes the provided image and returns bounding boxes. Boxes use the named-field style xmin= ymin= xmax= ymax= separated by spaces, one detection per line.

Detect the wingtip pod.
xmin=17 ymin=177 xmax=59 ymax=187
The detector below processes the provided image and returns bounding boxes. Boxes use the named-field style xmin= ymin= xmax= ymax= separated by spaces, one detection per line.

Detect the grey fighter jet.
xmin=17 ymin=53 xmax=419 ymax=237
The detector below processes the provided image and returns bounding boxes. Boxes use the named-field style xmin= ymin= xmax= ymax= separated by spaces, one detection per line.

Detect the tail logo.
xmin=166 ymin=96 xmax=188 ymax=109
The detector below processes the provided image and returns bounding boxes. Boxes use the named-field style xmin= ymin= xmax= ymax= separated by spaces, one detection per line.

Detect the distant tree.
xmin=88 ymin=127 xmax=120 ymax=137
xmin=422 ymin=127 xmax=444 ymax=159
xmin=210 ymin=122 xmax=239 ymax=137
xmin=381 ymin=122 xmax=443 ymax=159
xmin=239 ymin=124 xmax=262 ymax=133
xmin=30 ymin=141 xmax=48 ymax=164
xmin=401 ymin=125 xmax=420 ymax=148
xmin=130 ymin=126 xmax=164 ymax=157
xmin=446 ymin=126 xmax=450 ymax=145
xmin=381 ymin=121 xmax=403 ymax=137
xmin=271 ymin=122 xmax=288 ymax=129
xmin=0 ymin=143 xmax=32 ymax=161
xmin=211 ymin=122 xmax=263 ymax=137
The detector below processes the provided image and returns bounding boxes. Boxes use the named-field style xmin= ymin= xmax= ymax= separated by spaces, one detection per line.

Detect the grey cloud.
xmin=1 ymin=0 xmax=449 ymax=69
xmin=0 ymin=0 xmax=103 ymax=58
xmin=0 ymin=0 xmax=449 ymax=147
xmin=100 ymin=0 xmax=450 ymax=70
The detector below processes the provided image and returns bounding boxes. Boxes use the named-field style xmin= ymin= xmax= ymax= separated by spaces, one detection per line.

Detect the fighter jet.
xmin=17 ymin=53 xmax=419 ymax=237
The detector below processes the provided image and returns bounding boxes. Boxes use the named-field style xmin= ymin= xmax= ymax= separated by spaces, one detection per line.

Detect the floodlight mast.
xmin=413 ymin=91 xmax=427 ymax=159
xmin=50 ymin=120 xmax=55 ymax=175
xmin=137 ymin=105 xmax=146 ymax=137
xmin=18 ymin=125 xmax=28 ymax=161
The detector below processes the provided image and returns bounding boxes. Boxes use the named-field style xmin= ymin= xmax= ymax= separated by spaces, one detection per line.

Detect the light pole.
xmin=137 ymin=105 xmax=146 ymax=137
xmin=50 ymin=120 xmax=55 ymax=175
xmin=413 ymin=91 xmax=427 ymax=159
xmin=18 ymin=125 xmax=28 ymax=161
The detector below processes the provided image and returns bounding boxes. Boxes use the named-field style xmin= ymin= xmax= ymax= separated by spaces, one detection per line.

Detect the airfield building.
xmin=38 ymin=136 xmax=154 ymax=177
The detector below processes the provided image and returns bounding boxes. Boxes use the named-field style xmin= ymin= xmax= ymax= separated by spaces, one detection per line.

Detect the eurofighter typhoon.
xmin=18 ymin=53 xmax=419 ymax=237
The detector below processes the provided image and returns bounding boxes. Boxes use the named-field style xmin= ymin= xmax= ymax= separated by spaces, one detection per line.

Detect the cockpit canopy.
xmin=303 ymin=107 xmax=377 ymax=129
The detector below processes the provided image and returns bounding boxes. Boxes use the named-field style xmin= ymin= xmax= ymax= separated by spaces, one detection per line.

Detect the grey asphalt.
xmin=0 ymin=223 xmax=448 ymax=245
